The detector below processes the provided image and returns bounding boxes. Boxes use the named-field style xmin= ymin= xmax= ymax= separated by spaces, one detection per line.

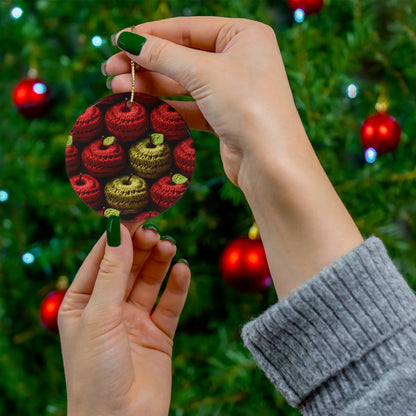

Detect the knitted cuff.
xmin=241 ymin=237 xmax=416 ymax=413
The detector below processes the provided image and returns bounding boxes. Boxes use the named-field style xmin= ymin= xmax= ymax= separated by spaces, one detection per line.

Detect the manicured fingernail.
xmin=111 ymin=33 xmax=118 ymax=46
xmin=142 ymin=223 xmax=159 ymax=233
xmin=117 ymin=32 xmax=147 ymax=55
xmin=106 ymin=76 xmax=114 ymax=90
xmin=178 ymin=258 xmax=189 ymax=266
xmin=101 ymin=60 xmax=108 ymax=76
xmin=107 ymin=215 xmax=121 ymax=247
xmin=161 ymin=235 xmax=176 ymax=245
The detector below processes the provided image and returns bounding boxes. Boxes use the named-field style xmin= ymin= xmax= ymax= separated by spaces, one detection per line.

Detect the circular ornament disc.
xmin=66 ymin=93 xmax=195 ymax=221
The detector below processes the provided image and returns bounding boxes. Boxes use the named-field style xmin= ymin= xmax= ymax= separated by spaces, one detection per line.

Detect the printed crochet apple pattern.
xmin=66 ymin=92 xmax=195 ymax=221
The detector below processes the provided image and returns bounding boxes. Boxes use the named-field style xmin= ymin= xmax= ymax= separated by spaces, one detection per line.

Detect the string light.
xmin=0 ymin=190 xmax=8 ymax=202
xmin=294 ymin=8 xmax=306 ymax=23
xmin=22 ymin=252 xmax=35 ymax=264
xmin=347 ymin=83 xmax=358 ymax=99
xmin=365 ymin=147 xmax=377 ymax=164
xmin=33 ymin=82 xmax=47 ymax=94
xmin=91 ymin=35 xmax=103 ymax=47
xmin=10 ymin=7 xmax=23 ymax=19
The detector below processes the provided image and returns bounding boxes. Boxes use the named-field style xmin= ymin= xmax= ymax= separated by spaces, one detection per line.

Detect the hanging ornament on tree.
xmin=40 ymin=276 xmax=68 ymax=333
xmin=287 ymin=0 xmax=324 ymax=20
xmin=360 ymin=94 xmax=401 ymax=159
xmin=67 ymin=27 xmax=195 ymax=222
xmin=220 ymin=223 xmax=272 ymax=293
xmin=12 ymin=70 xmax=53 ymax=118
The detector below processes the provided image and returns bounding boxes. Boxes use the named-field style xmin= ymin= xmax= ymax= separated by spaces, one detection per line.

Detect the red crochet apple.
xmin=150 ymin=173 xmax=189 ymax=212
xmin=71 ymin=105 xmax=104 ymax=144
xmin=81 ymin=136 xmax=127 ymax=178
xmin=151 ymin=103 xmax=189 ymax=141
xmin=173 ymin=138 xmax=195 ymax=178
xmin=65 ymin=135 xmax=80 ymax=176
xmin=105 ymin=100 xmax=149 ymax=142
xmin=70 ymin=173 xmax=103 ymax=210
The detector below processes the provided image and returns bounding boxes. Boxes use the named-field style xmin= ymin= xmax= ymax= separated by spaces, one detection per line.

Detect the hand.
xmin=104 ymin=17 xmax=301 ymax=187
xmin=58 ymin=223 xmax=190 ymax=416
xmin=105 ymin=17 xmax=363 ymax=299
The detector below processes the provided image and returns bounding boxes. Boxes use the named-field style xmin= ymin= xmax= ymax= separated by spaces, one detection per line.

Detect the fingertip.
xmin=106 ymin=215 xmax=121 ymax=247
xmin=158 ymin=237 xmax=178 ymax=259
xmin=130 ymin=225 xmax=160 ymax=255
xmin=172 ymin=260 xmax=191 ymax=289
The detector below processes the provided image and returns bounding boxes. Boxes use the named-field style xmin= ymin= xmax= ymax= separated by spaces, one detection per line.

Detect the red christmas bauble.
xmin=360 ymin=113 xmax=401 ymax=155
xmin=13 ymin=77 xmax=52 ymax=118
xmin=220 ymin=237 xmax=272 ymax=293
xmin=287 ymin=0 xmax=324 ymax=14
xmin=40 ymin=290 xmax=66 ymax=332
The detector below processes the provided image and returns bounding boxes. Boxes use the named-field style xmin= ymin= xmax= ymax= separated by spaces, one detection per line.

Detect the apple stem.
xmin=126 ymin=173 xmax=134 ymax=184
xmin=77 ymin=173 xmax=83 ymax=185
xmin=123 ymin=99 xmax=131 ymax=112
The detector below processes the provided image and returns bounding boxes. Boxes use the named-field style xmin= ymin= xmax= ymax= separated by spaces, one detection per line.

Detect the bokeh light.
xmin=365 ymin=147 xmax=377 ymax=164
xmin=10 ymin=7 xmax=23 ymax=19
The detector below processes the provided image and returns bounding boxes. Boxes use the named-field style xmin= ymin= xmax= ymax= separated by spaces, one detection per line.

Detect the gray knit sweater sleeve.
xmin=241 ymin=237 xmax=416 ymax=415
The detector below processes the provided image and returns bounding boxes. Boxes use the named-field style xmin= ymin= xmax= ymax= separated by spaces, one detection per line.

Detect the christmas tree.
xmin=1 ymin=0 xmax=416 ymax=414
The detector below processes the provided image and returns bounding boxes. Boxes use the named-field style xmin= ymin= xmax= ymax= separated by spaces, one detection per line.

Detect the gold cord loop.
xmin=128 ymin=25 xmax=137 ymax=107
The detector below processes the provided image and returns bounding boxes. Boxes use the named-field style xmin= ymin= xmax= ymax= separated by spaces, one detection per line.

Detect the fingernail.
xmin=111 ymin=33 xmax=118 ymax=46
xmin=178 ymin=258 xmax=189 ymax=266
xmin=107 ymin=215 xmax=121 ymax=247
xmin=161 ymin=235 xmax=176 ymax=245
xmin=106 ymin=76 xmax=114 ymax=90
xmin=117 ymin=32 xmax=147 ymax=55
xmin=142 ymin=223 xmax=159 ymax=233
xmin=101 ymin=60 xmax=108 ymax=76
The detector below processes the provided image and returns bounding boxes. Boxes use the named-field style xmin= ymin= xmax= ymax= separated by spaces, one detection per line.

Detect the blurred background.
xmin=1 ymin=0 xmax=416 ymax=414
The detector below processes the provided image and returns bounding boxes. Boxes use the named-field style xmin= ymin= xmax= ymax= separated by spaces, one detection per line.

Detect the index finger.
xmin=120 ymin=16 xmax=232 ymax=52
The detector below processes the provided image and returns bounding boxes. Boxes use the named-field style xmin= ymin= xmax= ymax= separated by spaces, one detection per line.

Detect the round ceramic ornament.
xmin=66 ymin=92 xmax=195 ymax=221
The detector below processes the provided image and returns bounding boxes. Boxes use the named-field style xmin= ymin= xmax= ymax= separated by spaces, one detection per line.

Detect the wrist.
xmin=236 ymin=115 xmax=363 ymax=298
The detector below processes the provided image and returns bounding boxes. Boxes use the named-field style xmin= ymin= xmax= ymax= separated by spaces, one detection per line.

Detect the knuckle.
xmin=98 ymin=256 xmax=121 ymax=280
xmin=146 ymin=40 xmax=170 ymax=67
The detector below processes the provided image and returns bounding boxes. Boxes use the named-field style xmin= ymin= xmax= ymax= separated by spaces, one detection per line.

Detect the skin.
xmin=59 ymin=224 xmax=190 ymax=416
xmin=106 ymin=17 xmax=363 ymax=297
xmin=59 ymin=16 xmax=364 ymax=416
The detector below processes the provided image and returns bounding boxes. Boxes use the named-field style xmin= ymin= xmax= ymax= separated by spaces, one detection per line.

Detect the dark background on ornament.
xmin=1 ymin=0 xmax=416 ymax=415
xmin=68 ymin=92 xmax=194 ymax=220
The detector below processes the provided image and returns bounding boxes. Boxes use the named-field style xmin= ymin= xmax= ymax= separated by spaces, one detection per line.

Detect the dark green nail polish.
xmin=178 ymin=258 xmax=189 ymax=266
xmin=106 ymin=76 xmax=114 ymax=90
xmin=142 ymin=223 xmax=159 ymax=233
xmin=117 ymin=32 xmax=147 ymax=55
xmin=161 ymin=235 xmax=176 ymax=245
xmin=107 ymin=215 xmax=121 ymax=247
xmin=100 ymin=60 xmax=108 ymax=76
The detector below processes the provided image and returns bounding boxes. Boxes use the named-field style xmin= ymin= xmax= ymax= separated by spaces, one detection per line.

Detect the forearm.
xmin=238 ymin=109 xmax=363 ymax=298
xmin=241 ymin=237 xmax=416 ymax=414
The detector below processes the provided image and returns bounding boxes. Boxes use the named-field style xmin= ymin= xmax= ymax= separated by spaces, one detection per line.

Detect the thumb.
xmin=116 ymin=31 xmax=208 ymax=92
xmin=88 ymin=218 xmax=133 ymax=310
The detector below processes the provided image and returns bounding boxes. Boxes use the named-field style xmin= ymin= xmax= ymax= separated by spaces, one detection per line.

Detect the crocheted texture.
xmin=129 ymin=138 xmax=173 ymax=179
xmin=105 ymin=101 xmax=149 ymax=142
xmin=241 ymin=237 xmax=416 ymax=415
xmin=103 ymin=208 xmax=120 ymax=218
xmin=104 ymin=175 xmax=149 ymax=215
xmin=81 ymin=139 xmax=126 ymax=178
xmin=71 ymin=105 xmax=104 ymax=144
xmin=150 ymin=103 xmax=188 ymax=141
xmin=173 ymin=138 xmax=195 ymax=178
xmin=150 ymin=175 xmax=188 ymax=211
xmin=65 ymin=144 xmax=80 ymax=176
xmin=70 ymin=174 xmax=103 ymax=210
